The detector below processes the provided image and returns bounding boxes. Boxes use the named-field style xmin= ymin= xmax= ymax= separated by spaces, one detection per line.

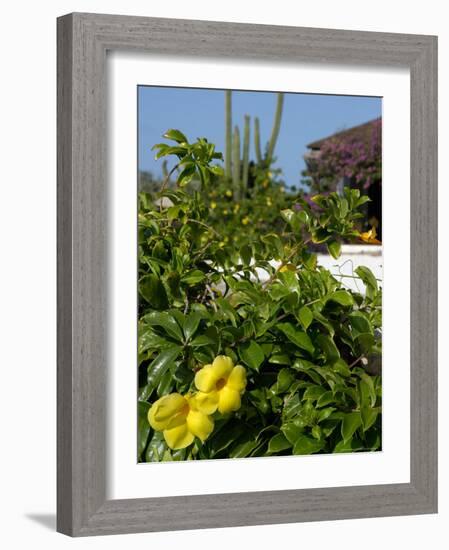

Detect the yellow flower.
xmin=194 ymin=356 xmax=247 ymax=414
xmin=148 ymin=393 xmax=214 ymax=450
xmin=266 ymin=197 xmax=273 ymax=206
xmin=279 ymin=263 xmax=296 ymax=273
xmin=210 ymin=201 xmax=217 ymax=210
xmin=359 ymin=226 xmax=381 ymax=244
xmin=233 ymin=203 xmax=240 ymax=213
xmin=223 ymin=209 xmax=229 ymax=215
xmin=242 ymin=216 xmax=250 ymax=225
xmin=225 ymin=190 xmax=233 ymax=198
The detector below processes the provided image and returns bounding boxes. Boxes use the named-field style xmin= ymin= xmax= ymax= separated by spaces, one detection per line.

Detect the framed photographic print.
xmin=57 ymin=13 xmax=438 ymax=536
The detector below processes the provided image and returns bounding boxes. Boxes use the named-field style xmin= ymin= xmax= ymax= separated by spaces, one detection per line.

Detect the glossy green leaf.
xmin=316 ymin=334 xmax=340 ymax=362
xmin=327 ymin=240 xmax=341 ymax=259
xmin=183 ymin=312 xmax=202 ymax=341
xmin=163 ymin=128 xmax=188 ymax=143
xmin=341 ymin=412 xmax=362 ymax=443
xmin=293 ymin=434 xmax=325 ymax=455
xmin=137 ymin=401 xmax=151 ymax=460
xmin=141 ymin=311 xmax=183 ymax=342
xmin=268 ymin=432 xmax=292 ymax=453
xmin=239 ymin=341 xmax=265 ymax=371
xmin=139 ymin=274 xmax=169 ymax=310
xmin=355 ymin=265 xmax=378 ymax=296
xmin=181 ymin=269 xmax=206 ymax=285
xmin=298 ymin=305 xmax=313 ymax=330
xmin=327 ymin=290 xmax=354 ymax=306
xmin=140 ymin=346 xmax=182 ymax=401
xmin=278 ymin=323 xmax=314 ymax=354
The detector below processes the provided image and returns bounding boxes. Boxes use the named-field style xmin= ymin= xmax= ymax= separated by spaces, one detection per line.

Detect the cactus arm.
xmin=267 ymin=92 xmax=284 ymax=163
xmin=242 ymin=115 xmax=250 ymax=193
xmin=232 ymin=125 xmax=241 ymax=198
xmin=225 ymin=90 xmax=233 ymax=179
xmin=254 ymin=116 xmax=262 ymax=165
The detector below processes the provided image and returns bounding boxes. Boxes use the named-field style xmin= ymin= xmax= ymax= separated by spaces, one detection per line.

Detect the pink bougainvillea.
xmin=303 ymin=118 xmax=381 ymax=194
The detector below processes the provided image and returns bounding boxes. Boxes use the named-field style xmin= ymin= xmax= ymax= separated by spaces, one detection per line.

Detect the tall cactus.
xmin=225 ymin=90 xmax=233 ymax=179
xmin=242 ymin=115 xmax=250 ymax=193
xmin=267 ymin=93 xmax=284 ymax=163
xmin=232 ymin=126 xmax=241 ymax=198
xmin=254 ymin=117 xmax=262 ymax=165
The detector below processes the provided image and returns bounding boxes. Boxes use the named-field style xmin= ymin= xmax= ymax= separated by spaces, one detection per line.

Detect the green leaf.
xmin=302 ymin=385 xmax=327 ymax=402
xmin=142 ymin=311 xmax=184 ymax=342
xmin=268 ymin=433 xmax=292 ymax=453
xmin=163 ymin=128 xmax=188 ymax=144
xmin=355 ymin=266 xmax=378 ymax=295
xmin=139 ymin=275 xmax=169 ymax=310
xmin=349 ymin=312 xmax=373 ymax=335
xmin=269 ymin=353 xmax=290 ymax=365
xmin=229 ymin=438 xmax=259 ymax=458
xmin=358 ymin=372 xmax=377 ymax=407
xmin=240 ymin=244 xmax=252 ymax=266
xmin=327 ymin=240 xmax=341 ymax=259
xmin=145 ymin=431 xmax=168 ymax=462
xmin=239 ymin=341 xmax=265 ymax=371
xmin=183 ymin=312 xmax=202 ymax=341
xmin=276 ymin=368 xmax=295 ymax=392
xmin=281 ymin=422 xmax=305 ymax=445
xmin=278 ymin=323 xmax=314 ymax=354
xmin=261 ymin=233 xmax=284 ymax=260
xmin=316 ymin=334 xmax=340 ymax=362
xmin=293 ymin=434 xmax=325 ymax=455
xmin=177 ymin=163 xmax=196 ymax=187
xmin=140 ymin=346 xmax=182 ymax=401
xmin=355 ymin=333 xmax=375 ymax=354
xmin=157 ymin=369 xmax=174 ymax=396
xmin=361 ymin=406 xmax=380 ymax=431
xmin=137 ymin=401 xmax=151 ymax=460
xmin=298 ymin=305 xmax=313 ymax=330
xmin=333 ymin=437 xmax=365 ymax=453
xmin=138 ymin=327 xmax=171 ymax=355
xmin=209 ymin=423 xmax=245 ymax=457
xmin=316 ymin=390 xmax=335 ymax=408
xmin=341 ymin=412 xmax=362 ymax=443
xmin=190 ymin=334 xmax=216 ymax=348
xmin=181 ymin=269 xmax=206 ymax=285
xmin=327 ymin=290 xmax=354 ymax=306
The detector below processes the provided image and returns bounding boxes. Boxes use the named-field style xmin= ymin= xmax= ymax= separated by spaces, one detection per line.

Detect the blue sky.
xmin=138 ymin=86 xmax=381 ymax=188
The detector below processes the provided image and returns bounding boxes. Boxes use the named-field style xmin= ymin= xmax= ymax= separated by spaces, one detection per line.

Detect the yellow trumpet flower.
xmin=279 ymin=263 xmax=296 ymax=273
xmin=359 ymin=226 xmax=381 ymax=244
xmin=194 ymin=356 xmax=247 ymax=414
xmin=148 ymin=393 xmax=214 ymax=450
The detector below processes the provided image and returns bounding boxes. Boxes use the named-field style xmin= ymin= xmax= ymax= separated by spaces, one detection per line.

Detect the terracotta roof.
xmin=307 ymin=117 xmax=381 ymax=150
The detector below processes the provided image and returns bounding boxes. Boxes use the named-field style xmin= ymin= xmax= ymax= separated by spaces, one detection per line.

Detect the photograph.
xmin=137 ymin=87 xmax=383 ymax=462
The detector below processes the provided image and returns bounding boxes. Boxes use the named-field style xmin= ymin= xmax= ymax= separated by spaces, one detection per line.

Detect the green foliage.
xmin=138 ymin=129 xmax=382 ymax=462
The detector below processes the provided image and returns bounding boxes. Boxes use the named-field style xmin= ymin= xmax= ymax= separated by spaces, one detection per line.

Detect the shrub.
xmin=138 ymin=130 xmax=382 ymax=462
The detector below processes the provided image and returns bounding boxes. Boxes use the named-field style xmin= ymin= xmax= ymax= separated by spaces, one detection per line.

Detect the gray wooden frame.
xmin=57 ymin=12 xmax=438 ymax=537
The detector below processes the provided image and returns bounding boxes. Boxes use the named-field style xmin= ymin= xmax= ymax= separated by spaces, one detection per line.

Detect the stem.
xmin=262 ymin=239 xmax=310 ymax=289
xmin=349 ymin=355 xmax=365 ymax=368
xmin=159 ymin=164 xmax=179 ymax=212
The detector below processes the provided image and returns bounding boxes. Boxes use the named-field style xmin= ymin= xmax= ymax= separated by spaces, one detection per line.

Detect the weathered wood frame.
xmin=57 ymin=12 xmax=438 ymax=536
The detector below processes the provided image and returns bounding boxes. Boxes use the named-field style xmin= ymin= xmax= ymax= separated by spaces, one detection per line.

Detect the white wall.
xmin=0 ymin=1 xmax=445 ymax=548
